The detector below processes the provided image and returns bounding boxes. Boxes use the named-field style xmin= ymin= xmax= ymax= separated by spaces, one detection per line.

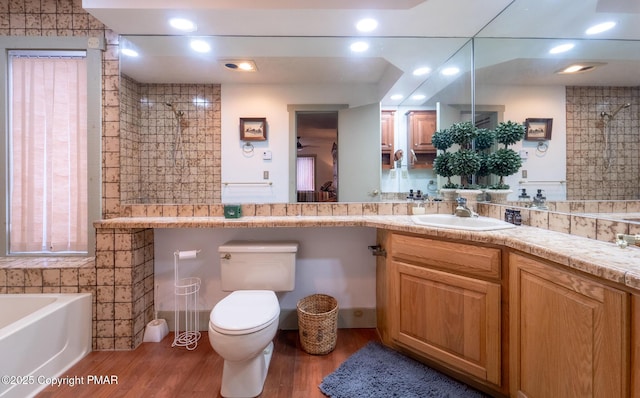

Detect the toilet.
xmin=209 ymin=240 xmax=299 ymax=398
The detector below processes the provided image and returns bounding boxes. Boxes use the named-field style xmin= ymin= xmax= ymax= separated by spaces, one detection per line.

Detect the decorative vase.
xmin=486 ymin=189 xmax=512 ymax=204
xmin=439 ymin=188 xmax=458 ymax=201
xmin=455 ymin=189 xmax=484 ymax=204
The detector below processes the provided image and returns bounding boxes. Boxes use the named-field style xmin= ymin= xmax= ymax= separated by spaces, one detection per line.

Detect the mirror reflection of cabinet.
xmin=381 ymin=110 xmax=395 ymax=169
xmin=407 ymin=110 xmax=436 ymax=169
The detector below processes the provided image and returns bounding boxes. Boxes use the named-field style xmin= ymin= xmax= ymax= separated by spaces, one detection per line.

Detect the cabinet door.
xmin=407 ymin=110 xmax=436 ymax=169
xmin=408 ymin=110 xmax=436 ymax=151
xmin=381 ymin=110 xmax=395 ymax=169
xmin=390 ymin=260 xmax=501 ymax=385
xmin=510 ymin=253 xmax=629 ymax=398
xmin=381 ymin=110 xmax=395 ymax=150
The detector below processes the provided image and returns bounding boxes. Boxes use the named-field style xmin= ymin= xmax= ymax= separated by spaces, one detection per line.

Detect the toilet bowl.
xmin=209 ymin=290 xmax=280 ymax=398
xmin=210 ymin=241 xmax=298 ymax=398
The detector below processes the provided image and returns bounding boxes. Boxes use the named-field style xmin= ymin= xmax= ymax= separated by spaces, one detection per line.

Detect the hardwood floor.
xmin=38 ymin=329 xmax=380 ymax=398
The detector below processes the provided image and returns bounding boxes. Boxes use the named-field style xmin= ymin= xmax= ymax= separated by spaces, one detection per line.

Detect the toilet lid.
xmin=210 ymin=290 xmax=280 ymax=335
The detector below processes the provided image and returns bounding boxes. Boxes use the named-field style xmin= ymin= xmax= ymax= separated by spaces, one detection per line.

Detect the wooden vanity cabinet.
xmin=385 ymin=233 xmax=503 ymax=386
xmin=381 ymin=110 xmax=395 ymax=169
xmin=509 ymin=253 xmax=630 ymax=398
xmin=407 ymin=110 xmax=436 ymax=169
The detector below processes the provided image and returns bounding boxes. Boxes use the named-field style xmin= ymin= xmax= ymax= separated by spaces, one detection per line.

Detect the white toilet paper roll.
xmin=177 ymin=250 xmax=199 ymax=260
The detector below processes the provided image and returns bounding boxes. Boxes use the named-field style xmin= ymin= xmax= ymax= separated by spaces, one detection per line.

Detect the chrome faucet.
xmin=615 ymin=233 xmax=640 ymax=248
xmin=454 ymin=197 xmax=478 ymax=218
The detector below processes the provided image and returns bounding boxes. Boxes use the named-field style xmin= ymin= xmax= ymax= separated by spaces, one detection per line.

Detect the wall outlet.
xmin=402 ymin=170 xmax=408 ymax=179
xmin=263 ymin=171 xmax=269 ymax=179
xmin=522 ymin=170 xmax=528 ymax=178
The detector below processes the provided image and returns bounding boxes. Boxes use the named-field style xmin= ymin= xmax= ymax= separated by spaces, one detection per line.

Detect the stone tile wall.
xmin=566 ymin=86 xmax=639 ymax=200
xmin=120 ymin=77 xmax=222 ymax=204
xmin=94 ymin=228 xmax=154 ymax=350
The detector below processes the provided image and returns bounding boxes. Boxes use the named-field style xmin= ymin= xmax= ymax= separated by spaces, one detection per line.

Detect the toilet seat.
xmin=210 ymin=290 xmax=279 ymax=335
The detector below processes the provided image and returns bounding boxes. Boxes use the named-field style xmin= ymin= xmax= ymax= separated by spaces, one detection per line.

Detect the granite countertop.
xmin=95 ymin=215 xmax=640 ymax=292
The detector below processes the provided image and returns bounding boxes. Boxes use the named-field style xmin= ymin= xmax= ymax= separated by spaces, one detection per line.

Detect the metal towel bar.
xmin=223 ymin=182 xmax=273 ymax=186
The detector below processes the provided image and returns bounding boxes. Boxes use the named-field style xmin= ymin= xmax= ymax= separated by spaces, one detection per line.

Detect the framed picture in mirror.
xmin=240 ymin=117 xmax=267 ymax=141
xmin=524 ymin=118 xmax=552 ymax=141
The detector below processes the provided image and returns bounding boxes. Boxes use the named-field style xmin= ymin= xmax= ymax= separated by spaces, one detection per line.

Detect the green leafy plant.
xmin=476 ymin=152 xmax=490 ymax=179
xmin=494 ymin=120 xmax=525 ymax=147
xmin=486 ymin=120 xmax=526 ymax=189
xmin=433 ymin=152 xmax=458 ymax=188
xmin=431 ymin=128 xmax=453 ymax=151
xmin=487 ymin=148 xmax=522 ymax=188
xmin=448 ymin=121 xmax=477 ymax=148
xmin=451 ymin=149 xmax=481 ymax=187
xmin=474 ymin=128 xmax=495 ymax=151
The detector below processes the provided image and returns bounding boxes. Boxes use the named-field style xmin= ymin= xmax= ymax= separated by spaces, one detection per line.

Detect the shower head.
xmin=600 ymin=103 xmax=631 ymax=120
xmin=164 ymin=102 xmax=184 ymax=119
xmin=614 ymin=102 xmax=632 ymax=115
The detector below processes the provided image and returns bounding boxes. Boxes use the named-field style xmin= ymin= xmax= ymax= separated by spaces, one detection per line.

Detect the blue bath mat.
xmin=319 ymin=342 xmax=488 ymax=398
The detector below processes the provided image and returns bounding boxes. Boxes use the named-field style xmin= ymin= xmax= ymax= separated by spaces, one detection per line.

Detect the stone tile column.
xmin=95 ymin=227 xmax=154 ymax=350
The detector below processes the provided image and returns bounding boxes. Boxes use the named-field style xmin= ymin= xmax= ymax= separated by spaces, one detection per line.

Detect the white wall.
xmin=477 ymin=84 xmax=567 ymax=200
xmin=221 ymin=83 xmax=378 ymax=203
xmin=219 ymin=82 xmax=567 ymax=202
xmin=153 ymin=227 xmax=377 ymax=314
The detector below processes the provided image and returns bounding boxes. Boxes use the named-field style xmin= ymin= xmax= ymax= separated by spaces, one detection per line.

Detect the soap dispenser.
xmin=518 ymin=188 xmax=531 ymax=203
xmin=533 ymin=189 xmax=547 ymax=210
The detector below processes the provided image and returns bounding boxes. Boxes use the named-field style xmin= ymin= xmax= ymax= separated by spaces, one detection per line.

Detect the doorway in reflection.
xmin=295 ymin=112 xmax=338 ymax=202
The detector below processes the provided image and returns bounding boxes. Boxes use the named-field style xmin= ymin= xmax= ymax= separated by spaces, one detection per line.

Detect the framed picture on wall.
xmin=240 ymin=117 xmax=267 ymax=141
xmin=524 ymin=118 xmax=553 ymax=141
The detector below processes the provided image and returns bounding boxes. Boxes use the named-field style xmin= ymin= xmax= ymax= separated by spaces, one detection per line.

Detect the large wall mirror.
xmin=119 ymin=36 xmax=472 ymax=204
xmin=114 ymin=0 xmax=639 ymax=205
xmin=474 ymin=37 xmax=640 ymax=200
xmin=474 ymin=0 xmax=640 ymax=201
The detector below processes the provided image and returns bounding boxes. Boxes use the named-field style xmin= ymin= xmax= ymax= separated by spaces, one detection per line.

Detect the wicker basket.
xmin=297 ymin=294 xmax=338 ymax=355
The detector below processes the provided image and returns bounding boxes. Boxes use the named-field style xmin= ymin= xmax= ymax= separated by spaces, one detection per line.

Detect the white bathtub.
xmin=0 ymin=293 xmax=92 ymax=398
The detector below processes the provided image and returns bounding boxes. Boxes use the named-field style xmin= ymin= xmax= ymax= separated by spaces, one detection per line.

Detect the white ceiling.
xmin=83 ymin=0 xmax=640 ymax=106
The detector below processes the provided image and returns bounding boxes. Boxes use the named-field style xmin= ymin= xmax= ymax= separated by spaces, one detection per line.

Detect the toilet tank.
xmin=218 ymin=241 xmax=299 ymax=292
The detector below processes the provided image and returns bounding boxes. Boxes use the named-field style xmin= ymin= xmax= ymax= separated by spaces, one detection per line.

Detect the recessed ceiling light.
xmin=390 ymin=94 xmax=403 ymax=101
xmin=585 ymin=21 xmax=616 ymax=35
xmin=350 ymin=41 xmax=369 ymax=52
xmin=120 ymin=39 xmax=139 ymax=57
xmin=120 ymin=48 xmax=139 ymax=57
xmin=563 ymin=65 xmax=584 ymax=73
xmin=557 ymin=64 xmax=599 ymax=74
xmin=549 ymin=43 xmax=575 ymax=54
xmin=169 ymin=18 xmax=197 ymax=32
xmin=413 ymin=67 xmax=431 ymax=76
xmin=411 ymin=94 xmax=426 ymax=100
xmin=221 ymin=60 xmax=258 ymax=72
xmin=356 ymin=18 xmax=378 ymax=32
xmin=190 ymin=39 xmax=210 ymax=53
xmin=441 ymin=67 xmax=460 ymax=76
xmin=237 ymin=62 xmax=254 ymax=71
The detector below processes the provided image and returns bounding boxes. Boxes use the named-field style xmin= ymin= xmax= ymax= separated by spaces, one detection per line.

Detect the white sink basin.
xmin=411 ymin=214 xmax=516 ymax=231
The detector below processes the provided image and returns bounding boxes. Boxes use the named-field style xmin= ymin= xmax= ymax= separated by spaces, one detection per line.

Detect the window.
xmin=8 ymin=51 xmax=88 ymax=253
xmin=296 ymin=156 xmax=316 ymax=191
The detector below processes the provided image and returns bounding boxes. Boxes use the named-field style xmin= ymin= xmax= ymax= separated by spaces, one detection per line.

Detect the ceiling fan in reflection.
xmin=297 ymin=136 xmax=320 ymax=151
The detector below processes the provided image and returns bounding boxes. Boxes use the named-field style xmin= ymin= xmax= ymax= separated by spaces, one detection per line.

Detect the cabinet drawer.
xmin=391 ymin=234 xmax=501 ymax=279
